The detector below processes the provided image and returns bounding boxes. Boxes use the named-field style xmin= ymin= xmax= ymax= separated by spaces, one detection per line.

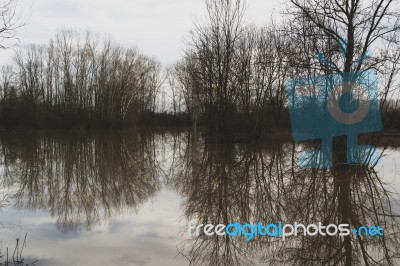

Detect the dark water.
xmin=0 ymin=132 xmax=400 ymax=265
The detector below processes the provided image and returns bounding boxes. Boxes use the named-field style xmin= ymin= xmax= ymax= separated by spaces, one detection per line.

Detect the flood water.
xmin=0 ymin=131 xmax=400 ymax=265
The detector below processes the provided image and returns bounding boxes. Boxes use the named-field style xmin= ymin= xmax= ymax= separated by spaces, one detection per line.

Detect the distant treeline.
xmin=0 ymin=30 xmax=161 ymax=129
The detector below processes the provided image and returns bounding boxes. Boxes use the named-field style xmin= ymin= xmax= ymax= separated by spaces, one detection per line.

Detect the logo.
xmin=286 ymin=41 xmax=382 ymax=168
xmin=187 ymin=220 xmax=384 ymax=241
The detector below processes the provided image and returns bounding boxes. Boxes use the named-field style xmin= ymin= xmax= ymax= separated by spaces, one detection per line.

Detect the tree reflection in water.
xmin=0 ymin=132 xmax=160 ymax=232
xmin=170 ymin=135 xmax=400 ymax=265
xmin=0 ymin=132 xmax=399 ymax=265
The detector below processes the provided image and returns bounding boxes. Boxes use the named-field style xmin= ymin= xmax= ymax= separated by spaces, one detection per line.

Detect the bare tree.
xmin=285 ymin=0 xmax=400 ymax=161
xmin=287 ymin=0 xmax=400 ymax=72
xmin=284 ymin=1 xmax=400 ymax=264
xmin=0 ymin=0 xmax=26 ymax=49
xmin=185 ymin=0 xmax=247 ymax=141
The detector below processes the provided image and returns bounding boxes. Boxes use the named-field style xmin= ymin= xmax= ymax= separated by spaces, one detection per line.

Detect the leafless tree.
xmin=285 ymin=0 xmax=400 ymax=162
xmin=0 ymin=0 xmax=26 ymax=49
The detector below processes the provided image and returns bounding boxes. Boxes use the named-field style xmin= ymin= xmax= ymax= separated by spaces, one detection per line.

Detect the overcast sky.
xmin=0 ymin=0 xmax=279 ymax=66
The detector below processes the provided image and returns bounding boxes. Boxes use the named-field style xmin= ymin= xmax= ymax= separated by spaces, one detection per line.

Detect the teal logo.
xmin=286 ymin=42 xmax=382 ymax=168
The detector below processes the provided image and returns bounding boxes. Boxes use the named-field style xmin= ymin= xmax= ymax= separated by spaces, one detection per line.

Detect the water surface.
xmin=0 ymin=132 xmax=400 ymax=265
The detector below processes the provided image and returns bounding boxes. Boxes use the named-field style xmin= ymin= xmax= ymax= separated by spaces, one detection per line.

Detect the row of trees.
xmin=0 ymin=0 xmax=400 ymax=136
xmin=169 ymin=0 xmax=400 ymax=141
xmin=0 ymin=30 xmax=162 ymax=129
xmin=171 ymin=2 xmax=292 ymax=141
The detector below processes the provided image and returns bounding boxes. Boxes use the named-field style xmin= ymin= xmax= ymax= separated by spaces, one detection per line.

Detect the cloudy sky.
xmin=0 ymin=0 xmax=279 ymax=66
